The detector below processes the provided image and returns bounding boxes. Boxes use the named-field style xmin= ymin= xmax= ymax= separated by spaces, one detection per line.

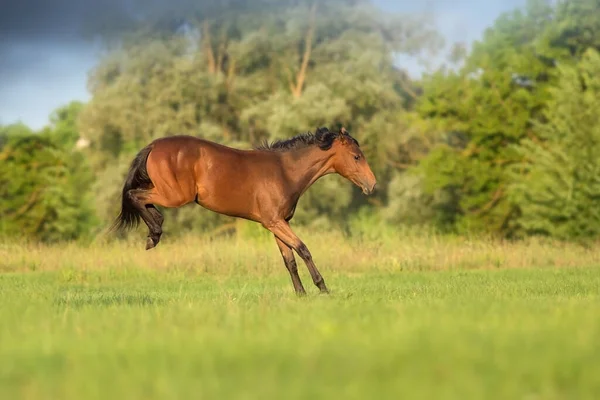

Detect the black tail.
xmin=110 ymin=144 xmax=154 ymax=233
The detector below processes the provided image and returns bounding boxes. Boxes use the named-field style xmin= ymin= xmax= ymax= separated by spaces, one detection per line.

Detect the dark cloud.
xmin=1 ymin=0 xmax=86 ymax=40
xmin=0 ymin=0 xmax=457 ymax=44
xmin=0 ymin=0 xmax=99 ymax=81
xmin=0 ymin=0 xmax=410 ymax=43
xmin=0 ymin=0 xmax=140 ymax=43
xmin=0 ymin=0 xmax=528 ymax=129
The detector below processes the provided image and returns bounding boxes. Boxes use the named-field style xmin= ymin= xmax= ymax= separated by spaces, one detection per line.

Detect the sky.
xmin=0 ymin=0 xmax=526 ymax=130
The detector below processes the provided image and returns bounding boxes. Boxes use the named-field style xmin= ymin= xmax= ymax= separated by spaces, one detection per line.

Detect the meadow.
xmin=1 ymin=225 xmax=600 ymax=399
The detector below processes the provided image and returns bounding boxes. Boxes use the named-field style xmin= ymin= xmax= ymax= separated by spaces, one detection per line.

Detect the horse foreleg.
xmin=274 ymin=235 xmax=306 ymax=295
xmin=264 ymin=219 xmax=328 ymax=294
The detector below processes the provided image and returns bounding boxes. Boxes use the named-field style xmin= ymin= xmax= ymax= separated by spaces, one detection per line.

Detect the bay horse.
xmin=111 ymin=127 xmax=377 ymax=294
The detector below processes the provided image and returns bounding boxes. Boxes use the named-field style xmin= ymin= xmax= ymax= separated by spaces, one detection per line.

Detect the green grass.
xmin=1 ymin=231 xmax=600 ymax=399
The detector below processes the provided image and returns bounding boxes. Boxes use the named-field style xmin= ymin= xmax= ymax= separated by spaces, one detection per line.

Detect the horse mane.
xmin=255 ymin=127 xmax=358 ymax=152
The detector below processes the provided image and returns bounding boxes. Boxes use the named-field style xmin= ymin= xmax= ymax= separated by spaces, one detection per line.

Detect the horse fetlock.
xmin=317 ymin=282 xmax=329 ymax=293
xmin=312 ymin=274 xmax=327 ymax=289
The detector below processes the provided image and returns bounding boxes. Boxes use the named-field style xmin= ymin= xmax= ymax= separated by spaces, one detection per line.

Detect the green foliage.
xmin=78 ymin=0 xmax=442 ymax=233
xmin=0 ymin=105 xmax=96 ymax=243
xmin=417 ymin=1 xmax=555 ymax=235
xmin=0 ymin=122 xmax=34 ymax=138
xmin=382 ymin=169 xmax=451 ymax=229
xmin=45 ymin=102 xmax=86 ymax=148
xmin=7 ymin=0 xmax=600 ymax=243
xmin=413 ymin=0 xmax=600 ymax=237
xmin=508 ymin=48 xmax=600 ymax=239
xmin=536 ymin=0 xmax=600 ymax=61
xmin=0 ymin=134 xmax=95 ymax=242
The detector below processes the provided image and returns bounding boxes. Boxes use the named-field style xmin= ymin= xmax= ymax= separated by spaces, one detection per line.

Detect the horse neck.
xmin=281 ymin=146 xmax=334 ymax=196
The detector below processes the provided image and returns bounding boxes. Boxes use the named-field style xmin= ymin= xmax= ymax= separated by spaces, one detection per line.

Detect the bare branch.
xmin=216 ymin=24 xmax=229 ymax=74
xmin=397 ymin=76 xmax=419 ymax=100
xmin=468 ymin=188 xmax=504 ymax=215
xmin=292 ymin=3 xmax=317 ymax=98
xmin=203 ymin=20 xmax=216 ymax=74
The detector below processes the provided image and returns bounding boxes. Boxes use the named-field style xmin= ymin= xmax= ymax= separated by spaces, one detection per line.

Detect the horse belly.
xmin=195 ymin=180 xmax=259 ymax=221
xmin=194 ymin=157 xmax=262 ymax=221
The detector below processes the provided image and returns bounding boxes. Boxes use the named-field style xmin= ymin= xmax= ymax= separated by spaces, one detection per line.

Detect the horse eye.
xmin=354 ymin=155 xmax=361 ymax=161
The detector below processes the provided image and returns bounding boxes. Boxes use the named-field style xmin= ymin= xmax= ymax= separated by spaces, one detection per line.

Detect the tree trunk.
xmin=291 ymin=3 xmax=317 ymax=98
xmin=203 ymin=20 xmax=216 ymax=74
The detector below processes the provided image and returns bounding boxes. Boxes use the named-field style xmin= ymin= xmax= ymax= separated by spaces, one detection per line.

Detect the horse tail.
xmin=110 ymin=144 xmax=154 ymax=233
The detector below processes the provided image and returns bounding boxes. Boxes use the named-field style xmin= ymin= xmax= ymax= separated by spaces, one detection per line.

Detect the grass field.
xmin=1 ymin=227 xmax=600 ymax=399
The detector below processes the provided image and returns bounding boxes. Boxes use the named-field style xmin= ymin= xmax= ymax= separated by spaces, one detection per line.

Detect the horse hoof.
xmin=145 ymin=237 xmax=155 ymax=250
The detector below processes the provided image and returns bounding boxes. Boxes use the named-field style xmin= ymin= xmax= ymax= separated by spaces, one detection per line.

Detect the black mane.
xmin=255 ymin=127 xmax=358 ymax=152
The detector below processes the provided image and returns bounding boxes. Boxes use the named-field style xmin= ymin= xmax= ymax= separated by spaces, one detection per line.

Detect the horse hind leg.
xmin=146 ymin=205 xmax=164 ymax=249
xmin=126 ymin=189 xmax=164 ymax=250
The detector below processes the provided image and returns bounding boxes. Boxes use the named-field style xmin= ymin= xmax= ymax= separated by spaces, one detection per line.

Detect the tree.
xmin=0 ymin=134 xmax=96 ymax=242
xmin=0 ymin=104 xmax=96 ymax=243
xmin=78 ymin=0 xmax=443 ymax=232
xmin=535 ymin=0 xmax=600 ymax=62
xmin=508 ymin=48 xmax=600 ymax=240
xmin=413 ymin=0 xmax=559 ymax=235
xmin=45 ymin=101 xmax=86 ymax=148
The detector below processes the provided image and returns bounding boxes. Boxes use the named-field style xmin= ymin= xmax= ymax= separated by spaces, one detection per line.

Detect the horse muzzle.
xmin=361 ymin=181 xmax=376 ymax=195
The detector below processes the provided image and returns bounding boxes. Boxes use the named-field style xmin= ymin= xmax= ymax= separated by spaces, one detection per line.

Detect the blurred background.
xmin=1 ymin=0 xmax=599 ymax=244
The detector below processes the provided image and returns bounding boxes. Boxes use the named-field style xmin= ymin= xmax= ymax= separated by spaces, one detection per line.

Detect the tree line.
xmin=2 ymin=0 xmax=600 ymax=243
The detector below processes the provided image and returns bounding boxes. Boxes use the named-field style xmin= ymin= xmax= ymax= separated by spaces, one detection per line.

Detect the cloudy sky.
xmin=0 ymin=0 xmax=526 ymax=130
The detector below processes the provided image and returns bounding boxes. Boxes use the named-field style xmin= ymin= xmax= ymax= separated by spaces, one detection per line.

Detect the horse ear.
xmin=338 ymin=127 xmax=349 ymax=144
